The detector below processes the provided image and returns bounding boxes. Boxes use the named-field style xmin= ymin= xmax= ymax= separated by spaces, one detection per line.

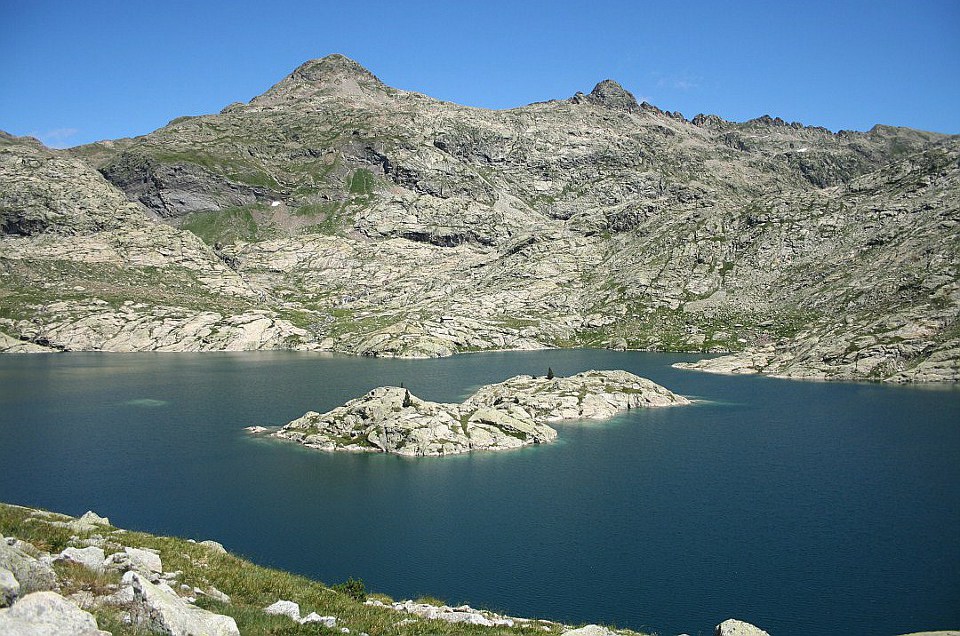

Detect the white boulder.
xmin=0 ymin=590 xmax=110 ymax=635
xmin=123 ymin=571 xmax=239 ymax=636
xmin=715 ymin=618 xmax=772 ymax=636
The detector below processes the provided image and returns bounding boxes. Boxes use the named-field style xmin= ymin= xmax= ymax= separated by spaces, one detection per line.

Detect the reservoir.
xmin=0 ymin=349 xmax=958 ymax=635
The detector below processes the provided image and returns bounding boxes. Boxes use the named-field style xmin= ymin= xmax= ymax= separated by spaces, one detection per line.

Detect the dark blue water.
xmin=1 ymin=350 xmax=958 ymax=635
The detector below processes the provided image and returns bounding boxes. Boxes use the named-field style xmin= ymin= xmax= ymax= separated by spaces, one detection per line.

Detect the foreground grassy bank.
xmin=0 ymin=502 xmax=644 ymax=636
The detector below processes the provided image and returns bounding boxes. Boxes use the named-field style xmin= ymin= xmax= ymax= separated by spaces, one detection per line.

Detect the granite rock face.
xmin=0 ymin=591 xmax=110 ymax=636
xmin=125 ymin=571 xmax=240 ymax=636
xmin=264 ymin=370 xmax=688 ymax=456
xmin=0 ymin=541 xmax=58 ymax=594
xmin=715 ymin=618 xmax=771 ymax=636
xmin=2 ymin=54 xmax=958 ymax=382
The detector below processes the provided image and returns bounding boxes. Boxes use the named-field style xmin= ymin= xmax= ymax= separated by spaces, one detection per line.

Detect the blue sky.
xmin=2 ymin=0 xmax=958 ymax=147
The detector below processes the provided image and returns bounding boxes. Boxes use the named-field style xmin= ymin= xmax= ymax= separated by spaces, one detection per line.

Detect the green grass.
xmin=0 ymin=259 xmax=256 ymax=326
xmin=349 ymin=168 xmax=375 ymax=196
xmin=181 ymin=205 xmax=271 ymax=245
xmin=150 ymin=149 xmax=281 ymax=190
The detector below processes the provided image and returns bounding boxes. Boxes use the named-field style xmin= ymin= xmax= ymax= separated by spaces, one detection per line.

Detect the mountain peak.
xmin=587 ymin=79 xmax=640 ymax=112
xmin=289 ymin=54 xmax=383 ymax=87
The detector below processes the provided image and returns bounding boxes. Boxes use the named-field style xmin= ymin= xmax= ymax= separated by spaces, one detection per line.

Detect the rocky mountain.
xmin=2 ymin=54 xmax=957 ymax=381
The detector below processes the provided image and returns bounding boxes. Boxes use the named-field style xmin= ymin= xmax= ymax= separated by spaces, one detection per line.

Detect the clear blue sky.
xmin=2 ymin=0 xmax=958 ymax=147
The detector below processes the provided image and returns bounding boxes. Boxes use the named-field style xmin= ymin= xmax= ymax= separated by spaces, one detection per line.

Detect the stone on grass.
xmin=561 ymin=626 xmax=619 ymax=636
xmin=265 ymin=599 xmax=301 ymax=621
xmin=124 ymin=546 xmax=162 ymax=573
xmin=0 ymin=590 xmax=109 ymax=635
xmin=199 ymin=540 xmax=227 ymax=554
xmin=123 ymin=571 xmax=239 ymax=636
xmin=300 ymin=611 xmax=337 ymax=626
xmin=57 ymin=546 xmax=106 ymax=572
xmin=715 ymin=618 xmax=772 ymax=636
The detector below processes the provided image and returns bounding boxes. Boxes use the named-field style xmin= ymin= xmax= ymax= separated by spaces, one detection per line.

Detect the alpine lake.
xmin=1 ymin=349 xmax=958 ymax=635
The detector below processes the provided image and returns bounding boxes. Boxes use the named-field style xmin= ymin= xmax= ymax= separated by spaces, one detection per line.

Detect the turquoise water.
xmin=1 ymin=350 xmax=958 ymax=635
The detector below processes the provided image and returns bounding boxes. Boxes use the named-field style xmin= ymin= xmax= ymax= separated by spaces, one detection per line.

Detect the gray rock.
xmin=0 ymin=567 xmax=19 ymax=607
xmin=300 ymin=611 xmax=337 ymax=627
xmin=199 ymin=540 xmax=227 ymax=554
xmin=124 ymin=546 xmax=162 ymax=573
xmin=192 ymin=585 xmax=230 ymax=605
xmin=265 ymin=599 xmax=301 ymax=621
xmin=0 ymin=541 xmax=58 ymax=593
xmin=123 ymin=571 xmax=240 ymax=636
xmin=42 ymin=510 xmax=111 ymax=534
xmin=561 ymin=626 xmax=619 ymax=636
xmin=0 ymin=591 xmax=110 ymax=635
xmin=715 ymin=618 xmax=772 ymax=636
xmin=57 ymin=546 xmax=106 ymax=572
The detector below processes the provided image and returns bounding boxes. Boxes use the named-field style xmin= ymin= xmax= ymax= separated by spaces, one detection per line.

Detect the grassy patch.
xmin=181 ymin=205 xmax=270 ymax=245
xmin=349 ymin=168 xmax=375 ymax=196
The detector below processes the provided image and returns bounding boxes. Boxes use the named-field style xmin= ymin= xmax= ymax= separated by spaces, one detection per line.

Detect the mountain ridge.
xmin=1 ymin=55 xmax=957 ymax=382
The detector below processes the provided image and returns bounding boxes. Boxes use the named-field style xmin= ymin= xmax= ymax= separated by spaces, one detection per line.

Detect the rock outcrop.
xmin=2 ymin=54 xmax=957 ymax=382
xmin=715 ymin=618 xmax=771 ymax=636
xmin=0 ymin=506 xmax=242 ymax=636
xmin=0 ymin=540 xmax=58 ymax=594
xmin=0 ymin=591 xmax=110 ymax=636
xmin=125 ymin=571 xmax=240 ymax=636
xmin=260 ymin=370 xmax=689 ymax=456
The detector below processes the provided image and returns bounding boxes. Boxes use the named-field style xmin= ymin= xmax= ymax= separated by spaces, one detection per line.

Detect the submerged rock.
xmin=263 ymin=370 xmax=688 ymax=456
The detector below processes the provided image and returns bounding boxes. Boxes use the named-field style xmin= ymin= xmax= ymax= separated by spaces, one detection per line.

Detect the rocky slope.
xmin=2 ymin=54 xmax=958 ymax=381
xmin=0 ymin=132 xmax=316 ymax=352
xmin=257 ymin=370 xmax=688 ymax=456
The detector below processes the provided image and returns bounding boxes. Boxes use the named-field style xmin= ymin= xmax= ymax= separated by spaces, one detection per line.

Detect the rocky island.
xmin=252 ymin=370 xmax=689 ymax=456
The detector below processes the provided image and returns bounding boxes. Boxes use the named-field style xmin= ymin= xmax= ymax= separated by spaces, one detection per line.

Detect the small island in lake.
xmin=247 ymin=370 xmax=690 ymax=456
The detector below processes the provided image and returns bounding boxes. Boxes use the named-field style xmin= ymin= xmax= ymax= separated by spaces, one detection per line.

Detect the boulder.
xmin=0 ymin=541 xmax=58 ymax=593
xmin=201 ymin=585 xmax=231 ymax=604
xmin=265 ymin=599 xmax=301 ymax=621
xmin=57 ymin=546 xmax=106 ymax=572
xmin=561 ymin=626 xmax=619 ymax=636
xmin=0 ymin=567 xmax=19 ymax=607
xmin=300 ymin=611 xmax=337 ymax=626
xmin=124 ymin=546 xmax=162 ymax=573
xmin=123 ymin=571 xmax=239 ymax=636
xmin=715 ymin=618 xmax=772 ymax=636
xmin=105 ymin=546 xmax=163 ymax=576
xmin=199 ymin=540 xmax=227 ymax=554
xmin=0 ymin=590 xmax=110 ymax=635
xmin=45 ymin=510 xmax=111 ymax=534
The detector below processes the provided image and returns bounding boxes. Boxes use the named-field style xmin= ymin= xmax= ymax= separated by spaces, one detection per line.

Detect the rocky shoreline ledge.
xmin=247 ymin=370 xmax=690 ymax=456
xmin=0 ymin=503 xmax=786 ymax=636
